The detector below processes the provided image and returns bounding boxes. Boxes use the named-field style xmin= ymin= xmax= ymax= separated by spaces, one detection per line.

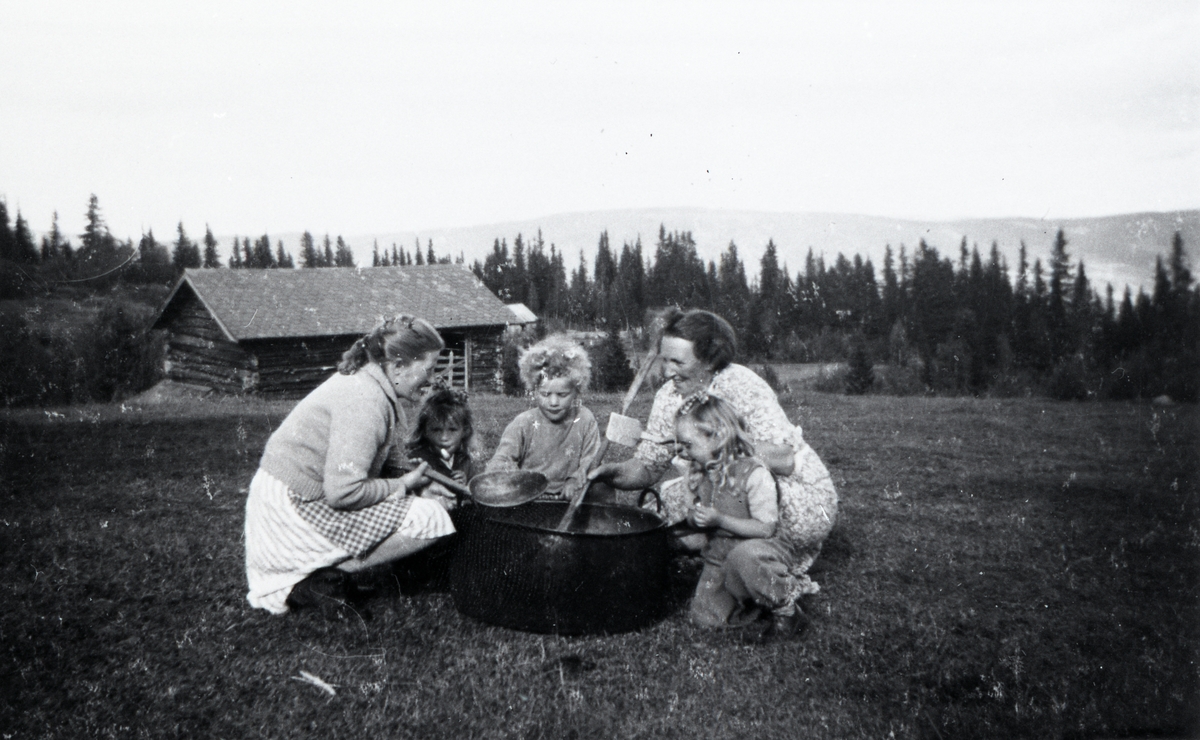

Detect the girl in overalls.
xmin=674 ymin=393 xmax=807 ymax=640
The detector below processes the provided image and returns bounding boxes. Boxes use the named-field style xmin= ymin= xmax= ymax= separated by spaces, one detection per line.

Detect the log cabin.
xmin=151 ymin=264 xmax=521 ymax=396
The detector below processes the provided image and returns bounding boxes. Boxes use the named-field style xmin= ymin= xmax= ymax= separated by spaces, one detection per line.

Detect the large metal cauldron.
xmin=449 ymin=500 xmax=671 ymax=635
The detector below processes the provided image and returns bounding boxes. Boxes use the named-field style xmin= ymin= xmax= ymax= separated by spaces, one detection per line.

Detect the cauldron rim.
xmin=474 ymin=501 xmax=668 ymax=539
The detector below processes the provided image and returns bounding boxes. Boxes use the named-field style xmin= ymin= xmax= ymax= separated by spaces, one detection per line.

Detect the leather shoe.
xmin=762 ymin=605 xmax=810 ymax=642
xmin=286 ymin=567 xmax=352 ymax=620
xmin=727 ymin=603 xmax=765 ymax=628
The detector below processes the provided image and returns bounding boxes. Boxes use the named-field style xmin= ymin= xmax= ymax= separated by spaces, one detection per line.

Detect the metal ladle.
xmin=417 ymin=467 xmax=550 ymax=508
xmin=555 ymin=342 xmax=660 ymax=532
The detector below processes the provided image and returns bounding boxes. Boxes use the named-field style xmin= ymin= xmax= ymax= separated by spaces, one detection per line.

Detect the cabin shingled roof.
xmin=157 ymin=264 xmax=517 ymax=341
xmin=505 ymin=303 xmax=539 ymax=324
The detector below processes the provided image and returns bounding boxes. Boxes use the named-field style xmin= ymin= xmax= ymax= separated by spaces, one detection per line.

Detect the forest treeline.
xmin=2 ymin=194 xmax=1197 ymax=403
xmin=469 ymin=224 xmax=1198 ymax=401
xmin=0 ymin=194 xmax=380 ymax=289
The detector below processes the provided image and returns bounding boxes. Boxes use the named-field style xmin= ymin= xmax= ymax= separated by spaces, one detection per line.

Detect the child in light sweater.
xmin=675 ymin=393 xmax=807 ymax=640
xmin=485 ymin=335 xmax=600 ymax=501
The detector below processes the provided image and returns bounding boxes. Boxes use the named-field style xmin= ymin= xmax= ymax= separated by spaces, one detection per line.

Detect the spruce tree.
xmin=481 ymin=238 xmax=509 ymax=299
xmin=72 ymin=194 xmax=122 ymax=280
xmin=0 ymin=200 xmax=14 ymax=262
xmin=568 ymin=251 xmax=591 ymax=326
xmin=593 ymin=330 xmax=634 ymax=391
xmin=795 ymin=248 xmax=822 ymax=332
xmin=79 ymin=194 xmax=105 ymax=260
xmin=549 ymin=244 xmax=568 ymax=319
xmin=527 ymin=232 xmax=552 ymax=315
xmin=12 ymin=211 xmax=38 ymax=263
xmin=203 ymin=226 xmax=221 ymax=268
xmin=252 ymin=235 xmax=276 ymax=268
xmin=300 ymin=232 xmax=319 ymax=268
xmin=980 ymin=241 xmax=1013 ymax=373
xmin=748 ymin=239 xmax=784 ymax=358
xmin=511 ymin=234 xmax=528 ymax=304
xmin=40 ymin=211 xmax=66 ymax=262
xmin=647 ymin=227 xmax=707 ymax=311
xmin=592 ymin=231 xmax=618 ymax=327
xmin=845 ymin=337 xmax=874 ymax=395
xmin=228 ymin=235 xmax=243 ymax=268
xmin=1015 ymin=241 xmax=1029 ymax=298
xmin=1165 ymin=231 xmax=1194 ymax=350
xmin=853 ymin=255 xmax=881 ymax=335
xmin=910 ymin=240 xmax=956 ymax=373
xmin=881 ymin=244 xmax=901 ymax=331
xmin=1047 ymin=229 xmax=1072 ymax=361
xmin=138 ymin=230 xmax=169 ymax=265
xmin=1071 ymin=261 xmax=1093 ymax=348
xmin=334 ymin=236 xmax=355 ymax=267
xmin=615 ymin=238 xmax=645 ymax=328
xmin=1168 ymin=231 xmax=1192 ymax=297
xmin=716 ymin=241 xmax=751 ymax=341
xmin=172 ymin=222 xmax=202 ymax=270
xmin=276 ymin=240 xmax=294 ymax=268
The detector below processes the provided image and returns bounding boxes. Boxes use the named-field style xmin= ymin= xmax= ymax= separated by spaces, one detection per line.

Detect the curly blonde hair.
xmin=517 ymin=334 xmax=592 ymax=393
xmin=676 ymin=392 xmax=756 ymax=493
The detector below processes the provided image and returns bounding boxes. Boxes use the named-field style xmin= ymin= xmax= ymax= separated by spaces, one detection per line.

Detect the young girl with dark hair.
xmin=405 ymin=388 xmax=478 ymax=509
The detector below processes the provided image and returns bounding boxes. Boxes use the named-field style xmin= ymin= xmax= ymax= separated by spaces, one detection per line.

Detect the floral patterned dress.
xmin=635 ymin=363 xmax=838 ymax=593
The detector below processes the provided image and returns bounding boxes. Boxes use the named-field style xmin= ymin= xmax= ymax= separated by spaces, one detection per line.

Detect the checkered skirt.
xmin=290 ymin=485 xmax=414 ymax=558
xmin=245 ymin=470 xmax=448 ymax=614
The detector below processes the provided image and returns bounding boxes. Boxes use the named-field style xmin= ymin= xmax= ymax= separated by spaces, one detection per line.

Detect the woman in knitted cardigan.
xmin=244 ymin=315 xmax=454 ymax=616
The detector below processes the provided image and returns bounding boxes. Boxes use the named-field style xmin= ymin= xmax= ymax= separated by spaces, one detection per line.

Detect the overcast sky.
xmin=2 ymin=1 xmax=1197 ymax=241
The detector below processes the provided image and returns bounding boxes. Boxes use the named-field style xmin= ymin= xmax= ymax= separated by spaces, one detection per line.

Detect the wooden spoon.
xmin=415 ymin=466 xmax=472 ymax=497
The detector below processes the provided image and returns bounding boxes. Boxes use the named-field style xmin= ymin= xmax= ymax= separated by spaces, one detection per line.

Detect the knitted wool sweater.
xmin=485 ymin=406 xmax=601 ymax=497
xmin=258 ymin=363 xmax=408 ymax=510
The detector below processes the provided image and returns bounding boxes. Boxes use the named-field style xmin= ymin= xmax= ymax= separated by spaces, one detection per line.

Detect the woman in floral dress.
xmin=589 ymin=308 xmax=837 ymax=597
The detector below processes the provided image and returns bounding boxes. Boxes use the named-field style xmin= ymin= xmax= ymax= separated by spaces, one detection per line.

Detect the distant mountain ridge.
xmin=267 ymin=208 xmax=1199 ymax=294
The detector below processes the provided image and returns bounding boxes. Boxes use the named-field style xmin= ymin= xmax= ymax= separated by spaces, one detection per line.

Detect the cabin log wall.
xmin=245 ymin=337 xmax=351 ymax=397
xmin=157 ymin=287 xmax=511 ymax=397
xmin=160 ymin=291 xmax=255 ymax=393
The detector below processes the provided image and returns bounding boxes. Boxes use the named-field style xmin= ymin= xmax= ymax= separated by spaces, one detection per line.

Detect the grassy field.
xmin=1 ymin=389 xmax=1196 ymax=739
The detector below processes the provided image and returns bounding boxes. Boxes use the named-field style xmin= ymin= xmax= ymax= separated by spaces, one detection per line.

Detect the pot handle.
xmin=637 ymin=487 xmax=663 ymax=513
